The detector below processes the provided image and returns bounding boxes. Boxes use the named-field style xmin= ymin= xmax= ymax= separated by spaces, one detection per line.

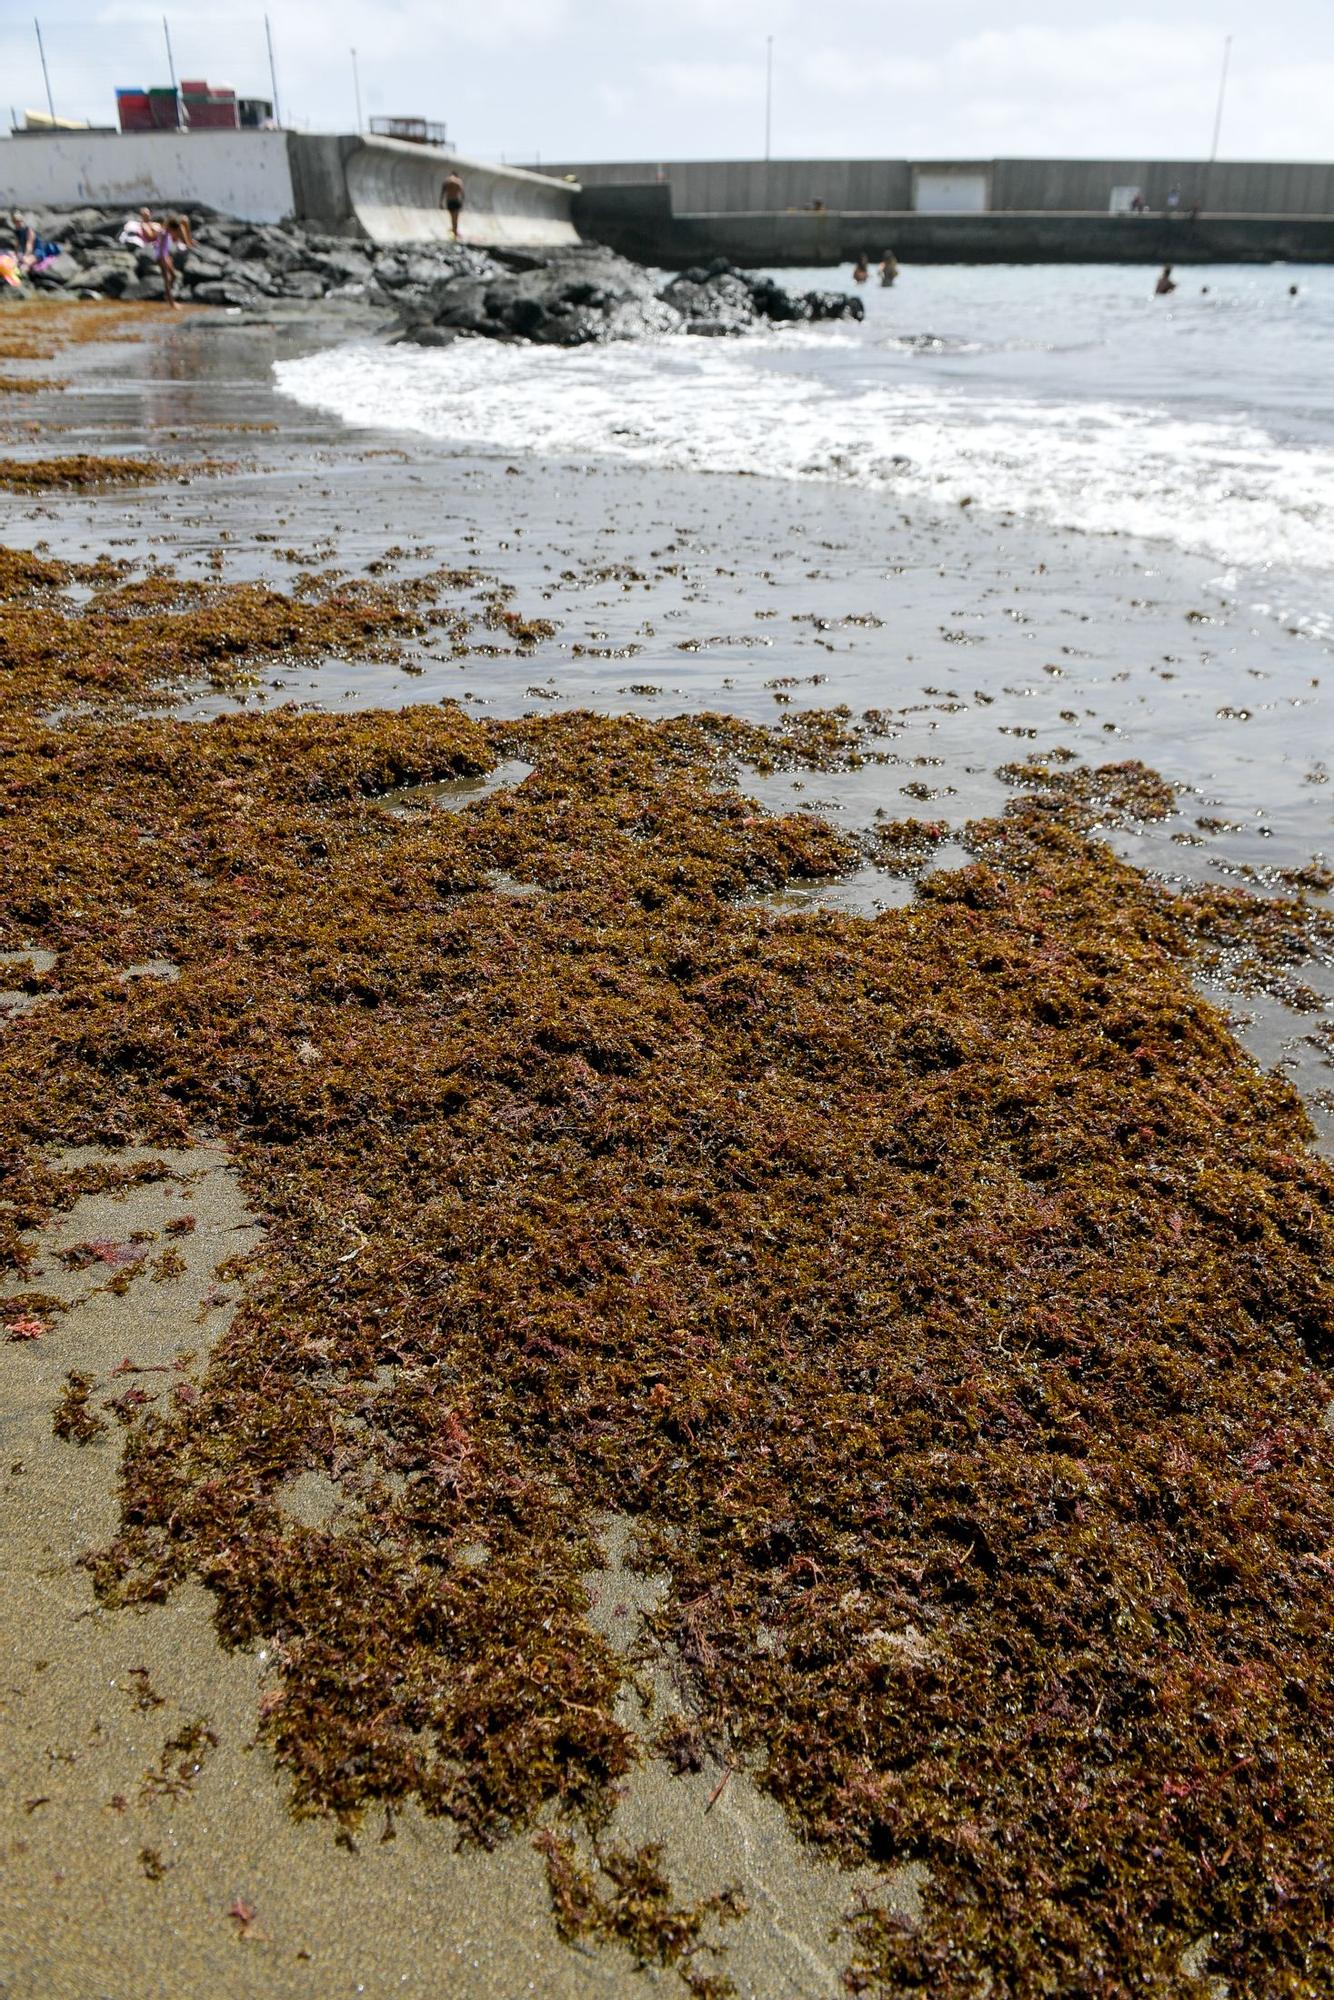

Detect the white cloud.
xmin=651 ymin=60 xmax=767 ymax=105
xmin=4 ymin=4 xmax=1333 ymax=161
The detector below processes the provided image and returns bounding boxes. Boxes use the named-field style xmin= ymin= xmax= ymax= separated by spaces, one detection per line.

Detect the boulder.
xmin=307 ymin=246 xmax=374 ymax=285
xmin=658 ymin=263 xmax=863 ymax=333
xmin=399 ymin=246 xmax=682 ymax=348
xmin=280 ymin=270 xmax=328 ymax=301
xmin=50 ymin=205 xmax=107 ymax=237
xmin=660 ymin=269 xmax=759 ymax=335
xmin=77 ymin=252 xmax=138 ymax=296
xmin=225 ymin=261 xmax=275 ymax=295
xmin=190 ymin=279 xmax=255 ymax=307
xmin=193 ymin=222 xmax=241 ymax=254
xmin=29 ymin=253 xmax=83 ymax=288
xmin=800 ymin=290 xmax=864 ymax=322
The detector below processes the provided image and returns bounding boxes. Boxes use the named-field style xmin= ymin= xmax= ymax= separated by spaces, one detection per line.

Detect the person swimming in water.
xmin=878 ymin=248 xmax=899 ymax=286
xmin=1155 ymin=264 xmax=1176 ymax=296
xmin=852 ymin=252 xmax=869 ymax=284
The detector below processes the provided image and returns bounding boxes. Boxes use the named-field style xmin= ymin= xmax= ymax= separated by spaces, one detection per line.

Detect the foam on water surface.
xmin=275 ymin=263 xmax=1334 ymax=600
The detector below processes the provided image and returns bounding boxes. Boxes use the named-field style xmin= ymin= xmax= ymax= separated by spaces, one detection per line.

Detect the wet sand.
xmin=1 ymin=299 xmax=1331 ymax=1998
xmin=1 ymin=1140 xmax=894 ymax=2000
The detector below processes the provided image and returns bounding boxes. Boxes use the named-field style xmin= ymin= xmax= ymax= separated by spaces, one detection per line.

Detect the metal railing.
xmin=368 ymin=116 xmax=449 ymax=148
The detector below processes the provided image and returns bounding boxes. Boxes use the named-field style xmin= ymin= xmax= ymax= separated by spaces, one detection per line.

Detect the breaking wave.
xmin=276 ymin=318 xmax=1334 ymax=578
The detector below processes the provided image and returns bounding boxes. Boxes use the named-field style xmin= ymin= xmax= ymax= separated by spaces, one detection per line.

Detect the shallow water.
xmin=275 ymin=264 xmax=1334 ymax=627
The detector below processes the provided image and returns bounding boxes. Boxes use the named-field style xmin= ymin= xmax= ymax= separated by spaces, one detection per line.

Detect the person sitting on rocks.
xmin=12 ymin=213 xmax=37 ymax=272
xmin=12 ymin=213 xmax=60 ymax=275
xmin=119 ymin=207 xmax=160 ymax=251
xmin=441 ymin=170 xmax=465 ymax=241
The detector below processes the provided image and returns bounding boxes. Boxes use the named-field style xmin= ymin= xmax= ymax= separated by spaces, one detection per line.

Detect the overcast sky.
xmin=7 ymin=3 xmax=1334 ymax=164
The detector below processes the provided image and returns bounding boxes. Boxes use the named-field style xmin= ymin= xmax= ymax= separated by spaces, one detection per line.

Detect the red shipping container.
xmin=116 ymin=88 xmax=153 ymax=133
xmin=185 ymin=98 xmax=240 ymax=129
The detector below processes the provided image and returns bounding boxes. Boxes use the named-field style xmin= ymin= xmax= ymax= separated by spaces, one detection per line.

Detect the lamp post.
xmin=33 ymin=17 xmax=55 ymax=123
xmin=265 ymin=14 xmax=281 ymax=127
xmin=1209 ymin=33 xmax=1232 ymax=163
xmin=163 ymin=16 xmax=180 ymax=127
xmin=764 ymin=35 xmax=773 ymax=163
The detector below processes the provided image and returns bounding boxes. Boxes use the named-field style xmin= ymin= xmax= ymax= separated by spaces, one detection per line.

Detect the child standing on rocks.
xmin=157 ymin=215 xmax=195 ymax=309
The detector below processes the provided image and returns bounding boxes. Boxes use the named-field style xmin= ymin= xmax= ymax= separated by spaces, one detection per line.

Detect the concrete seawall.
xmin=0 ymin=129 xmax=297 ymax=224
xmin=575 ymin=185 xmax=1334 ymax=267
xmin=344 ymin=138 xmax=578 ymax=248
xmin=0 ymin=130 xmax=579 ymax=248
xmin=541 ymin=154 xmax=1334 ymax=219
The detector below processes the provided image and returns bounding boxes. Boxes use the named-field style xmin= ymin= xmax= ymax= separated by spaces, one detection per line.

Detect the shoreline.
xmin=1 ymin=299 xmax=1333 ymax=1999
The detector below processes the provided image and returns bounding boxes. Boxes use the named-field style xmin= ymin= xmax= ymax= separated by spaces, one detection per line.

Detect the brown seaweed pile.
xmin=3 ymin=560 xmax=1334 ymax=1997
xmin=0 ymin=453 xmax=199 ymax=492
xmin=0 ymin=374 xmax=62 ymax=396
xmin=0 ymin=553 xmax=546 ymax=713
xmin=0 ymin=299 xmax=159 ymax=368
xmin=993 ymin=756 xmax=1334 ymax=1012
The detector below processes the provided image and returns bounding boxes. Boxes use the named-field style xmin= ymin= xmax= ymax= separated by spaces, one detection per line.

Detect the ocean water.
xmin=275 ymin=263 xmax=1334 ymax=613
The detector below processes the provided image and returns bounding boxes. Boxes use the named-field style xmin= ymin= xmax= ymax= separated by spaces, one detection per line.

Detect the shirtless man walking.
xmin=441 ymin=170 xmax=465 ymax=240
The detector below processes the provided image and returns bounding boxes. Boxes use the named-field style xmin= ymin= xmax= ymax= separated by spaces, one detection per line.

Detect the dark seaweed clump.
xmin=0 ymin=551 xmax=538 ymax=714
xmin=0 ymin=454 xmax=216 ymax=492
xmin=0 ymin=299 xmax=156 ymax=369
xmin=2 ymin=558 xmax=1334 ymax=1997
xmin=538 ymin=1831 xmax=745 ymax=1996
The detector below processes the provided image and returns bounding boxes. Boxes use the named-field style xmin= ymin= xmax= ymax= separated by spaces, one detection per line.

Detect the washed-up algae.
xmin=993 ymin=756 xmax=1334 ymax=1010
xmin=0 ymin=374 xmax=63 ymax=396
xmin=0 ymin=549 xmax=539 ymax=713
xmin=2 ymin=560 xmax=1334 ymax=1998
xmin=0 ymin=453 xmax=219 ymax=492
xmin=0 ymin=298 xmax=160 ymax=366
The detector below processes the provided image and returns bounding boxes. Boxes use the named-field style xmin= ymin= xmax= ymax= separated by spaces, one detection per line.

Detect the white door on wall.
xmin=914 ymin=171 xmax=988 ymax=213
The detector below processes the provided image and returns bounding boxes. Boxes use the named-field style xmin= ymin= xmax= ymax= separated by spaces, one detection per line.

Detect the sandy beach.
xmin=2 ymin=296 xmax=1332 ymax=1999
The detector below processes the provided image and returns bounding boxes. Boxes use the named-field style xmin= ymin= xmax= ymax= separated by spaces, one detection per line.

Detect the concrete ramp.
xmin=345 ymin=137 xmax=580 ymax=248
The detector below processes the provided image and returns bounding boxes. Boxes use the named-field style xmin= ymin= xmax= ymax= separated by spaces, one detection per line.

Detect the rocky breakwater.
xmin=11 ymin=205 xmax=488 ymax=309
xmin=14 ymin=210 xmax=863 ymax=346
xmin=392 ymin=249 xmax=865 ymax=346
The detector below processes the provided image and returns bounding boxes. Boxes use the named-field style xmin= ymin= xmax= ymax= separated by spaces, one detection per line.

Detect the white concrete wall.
xmin=0 ymin=131 xmax=295 ymax=222
xmin=345 ymin=138 xmax=578 ymax=247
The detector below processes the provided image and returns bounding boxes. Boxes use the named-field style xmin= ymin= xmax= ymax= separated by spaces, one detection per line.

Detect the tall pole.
xmin=163 ymin=16 xmax=180 ymax=127
xmin=1209 ymin=33 xmax=1232 ymax=163
xmin=265 ymin=14 xmax=281 ymax=127
xmin=351 ymin=47 xmax=362 ymax=132
xmin=764 ymin=35 xmax=773 ymax=163
xmin=33 ymin=18 xmax=55 ymax=123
